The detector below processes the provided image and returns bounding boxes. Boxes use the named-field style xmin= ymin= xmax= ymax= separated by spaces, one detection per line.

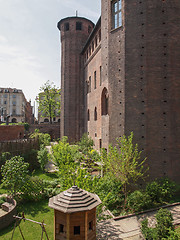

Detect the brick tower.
xmin=57 ymin=17 xmax=94 ymax=142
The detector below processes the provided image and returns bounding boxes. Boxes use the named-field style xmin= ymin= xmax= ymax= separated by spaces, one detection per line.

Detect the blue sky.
xmin=0 ymin=0 xmax=100 ymax=106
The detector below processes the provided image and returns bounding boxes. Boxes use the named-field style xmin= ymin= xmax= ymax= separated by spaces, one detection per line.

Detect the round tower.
xmin=57 ymin=16 xmax=94 ymax=142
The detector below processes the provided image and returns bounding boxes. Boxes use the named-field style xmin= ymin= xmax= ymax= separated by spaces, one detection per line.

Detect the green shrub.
xmin=51 ymin=136 xmax=79 ymax=169
xmin=146 ymin=178 xmax=176 ymax=205
xmin=127 ymin=190 xmax=152 ymax=212
xmin=1 ymin=156 xmax=29 ymax=197
xmin=30 ymin=129 xmax=51 ymax=147
xmin=95 ymin=175 xmax=123 ymax=215
xmin=22 ymin=149 xmax=39 ymax=171
xmin=77 ymin=133 xmax=94 ymax=154
xmin=156 ymin=208 xmax=174 ymax=239
xmin=20 ymin=176 xmax=45 ymax=202
xmin=37 ymin=146 xmax=49 ymax=171
xmin=0 ymin=152 xmax=11 ymax=179
xmin=141 ymin=208 xmax=179 ymax=240
xmin=158 ymin=178 xmax=176 ymax=202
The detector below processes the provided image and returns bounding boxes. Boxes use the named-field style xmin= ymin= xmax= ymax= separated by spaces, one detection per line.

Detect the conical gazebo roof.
xmin=49 ymin=186 xmax=101 ymax=213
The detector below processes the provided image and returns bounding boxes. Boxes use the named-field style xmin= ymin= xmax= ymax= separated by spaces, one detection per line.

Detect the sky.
xmin=0 ymin=0 xmax=101 ymax=109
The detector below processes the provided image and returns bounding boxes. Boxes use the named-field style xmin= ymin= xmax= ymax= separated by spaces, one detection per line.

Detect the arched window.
xmin=101 ymin=88 xmax=109 ymax=115
xmin=87 ymin=109 xmax=90 ymax=121
xmin=94 ymin=107 xmax=97 ymax=121
xmin=12 ymin=118 xmax=17 ymax=123
xmin=44 ymin=118 xmax=49 ymax=122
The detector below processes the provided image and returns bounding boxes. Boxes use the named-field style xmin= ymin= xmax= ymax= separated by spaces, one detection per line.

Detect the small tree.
xmin=102 ymin=132 xmax=148 ymax=201
xmin=38 ymin=80 xmax=61 ymax=124
xmin=1 ymin=156 xmax=29 ymax=197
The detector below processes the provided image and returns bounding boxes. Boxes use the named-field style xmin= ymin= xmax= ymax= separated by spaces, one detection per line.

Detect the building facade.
xmin=58 ymin=0 xmax=180 ymax=182
xmin=0 ymin=88 xmax=33 ymax=124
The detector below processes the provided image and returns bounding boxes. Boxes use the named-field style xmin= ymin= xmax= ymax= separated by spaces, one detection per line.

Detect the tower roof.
xmin=49 ymin=186 xmax=101 ymax=213
xmin=57 ymin=16 xmax=95 ymax=31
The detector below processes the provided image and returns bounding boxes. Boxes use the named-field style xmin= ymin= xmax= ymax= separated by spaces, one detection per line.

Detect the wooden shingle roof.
xmin=49 ymin=186 xmax=101 ymax=213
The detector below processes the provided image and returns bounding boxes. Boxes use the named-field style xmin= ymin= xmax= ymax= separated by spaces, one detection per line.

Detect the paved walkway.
xmin=97 ymin=203 xmax=180 ymax=239
xmin=45 ymin=144 xmax=58 ymax=172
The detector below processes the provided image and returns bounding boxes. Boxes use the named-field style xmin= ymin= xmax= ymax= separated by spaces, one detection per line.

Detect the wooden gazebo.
xmin=49 ymin=186 xmax=101 ymax=240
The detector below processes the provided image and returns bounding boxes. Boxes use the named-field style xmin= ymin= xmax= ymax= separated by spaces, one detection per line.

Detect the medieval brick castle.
xmin=57 ymin=0 xmax=180 ymax=182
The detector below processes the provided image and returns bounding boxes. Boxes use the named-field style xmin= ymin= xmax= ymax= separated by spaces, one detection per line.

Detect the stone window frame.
xmin=112 ymin=0 xmax=122 ymax=29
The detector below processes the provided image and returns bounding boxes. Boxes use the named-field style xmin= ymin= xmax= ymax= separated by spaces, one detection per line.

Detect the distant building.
xmin=0 ymin=88 xmax=33 ymax=124
xmin=57 ymin=1 xmax=180 ymax=182
xmin=38 ymin=91 xmax=60 ymax=124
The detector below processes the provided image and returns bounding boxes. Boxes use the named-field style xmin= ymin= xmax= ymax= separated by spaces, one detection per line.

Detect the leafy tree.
xmin=102 ymin=132 xmax=148 ymax=201
xmin=38 ymin=80 xmax=61 ymax=124
xmin=30 ymin=129 xmax=51 ymax=146
xmin=1 ymin=156 xmax=29 ymax=197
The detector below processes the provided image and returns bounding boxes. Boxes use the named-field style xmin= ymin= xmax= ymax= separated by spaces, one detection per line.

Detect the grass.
xmin=31 ymin=169 xmax=59 ymax=181
xmin=0 ymin=199 xmax=54 ymax=240
xmin=0 ymin=169 xmax=58 ymax=239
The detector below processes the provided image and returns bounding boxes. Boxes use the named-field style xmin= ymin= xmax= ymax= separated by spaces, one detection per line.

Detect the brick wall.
xmin=101 ymin=0 xmax=180 ymax=182
xmin=0 ymin=125 xmax=24 ymax=141
xmin=29 ymin=123 xmax=60 ymax=140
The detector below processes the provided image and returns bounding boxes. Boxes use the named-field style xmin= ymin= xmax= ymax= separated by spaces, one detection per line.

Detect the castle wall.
xmin=101 ymin=0 xmax=126 ymax=147
xmin=83 ymin=20 xmax=109 ymax=150
xmin=124 ymin=0 xmax=180 ymax=181
xmin=100 ymin=0 xmax=180 ymax=182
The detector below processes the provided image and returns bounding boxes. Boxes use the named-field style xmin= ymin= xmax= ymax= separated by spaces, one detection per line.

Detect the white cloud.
xmin=0 ymin=35 xmax=7 ymax=43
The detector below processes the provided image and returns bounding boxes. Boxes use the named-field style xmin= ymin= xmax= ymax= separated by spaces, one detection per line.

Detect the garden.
xmin=0 ymin=131 xmax=180 ymax=239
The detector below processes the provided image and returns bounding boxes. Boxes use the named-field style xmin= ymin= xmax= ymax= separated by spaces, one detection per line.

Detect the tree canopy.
xmin=38 ymin=80 xmax=61 ymax=124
